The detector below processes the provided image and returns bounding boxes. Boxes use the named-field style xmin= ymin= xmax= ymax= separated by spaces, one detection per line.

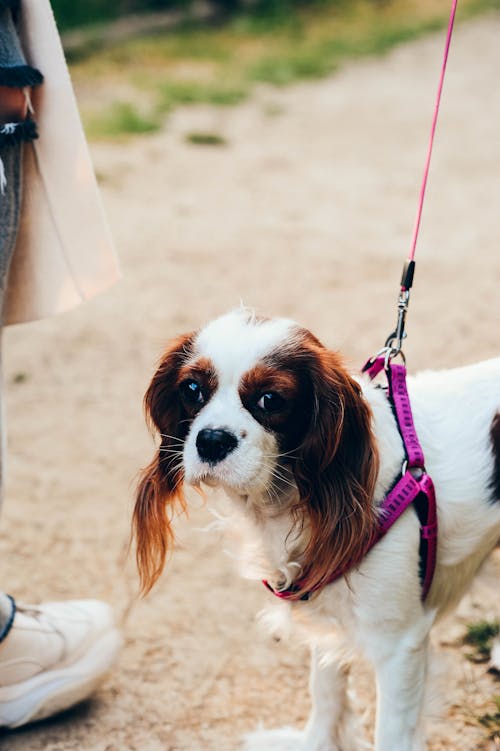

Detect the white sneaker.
xmin=0 ymin=599 xmax=122 ymax=728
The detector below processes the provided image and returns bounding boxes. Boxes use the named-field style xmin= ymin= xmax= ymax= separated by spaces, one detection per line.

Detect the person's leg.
xmin=0 ymin=132 xmax=24 ymax=643
xmin=0 ymin=2 xmax=122 ymax=729
xmin=0 ymin=0 xmax=37 ymax=642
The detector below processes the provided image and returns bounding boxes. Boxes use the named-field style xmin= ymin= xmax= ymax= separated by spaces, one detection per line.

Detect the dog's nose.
xmin=196 ymin=428 xmax=238 ymax=464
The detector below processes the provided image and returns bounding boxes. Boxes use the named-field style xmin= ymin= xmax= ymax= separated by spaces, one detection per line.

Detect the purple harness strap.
xmin=263 ymin=357 xmax=438 ymax=602
xmin=365 ymin=358 xmax=438 ymax=599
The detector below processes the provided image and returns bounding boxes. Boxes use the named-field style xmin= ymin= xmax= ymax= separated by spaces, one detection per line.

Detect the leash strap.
xmin=388 ymin=0 xmax=458 ymax=358
xmin=408 ymin=0 xmax=458 ymax=268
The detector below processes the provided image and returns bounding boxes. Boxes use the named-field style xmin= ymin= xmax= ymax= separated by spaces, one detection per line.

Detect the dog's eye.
xmin=180 ymin=379 xmax=204 ymax=405
xmin=257 ymin=392 xmax=286 ymax=413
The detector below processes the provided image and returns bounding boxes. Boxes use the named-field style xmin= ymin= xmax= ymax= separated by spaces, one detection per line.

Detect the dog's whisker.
xmin=269 ymin=468 xmax=296 ymax=486
xmin=259 ymin=462 xmax=297 ymax=491
xmin=159 ymin=432 xmax=186 ymax=443
xmin=265 ymin=485 xmax=280 ymax=505
xmin=263 ymin=449 xmax=298 ymax=462
xmin=158 ymin=452 xmax=183 ymax=463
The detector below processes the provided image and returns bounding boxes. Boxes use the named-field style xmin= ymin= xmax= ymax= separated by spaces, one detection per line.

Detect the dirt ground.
xmin=1 ymin=12 xmax=499 ymax=751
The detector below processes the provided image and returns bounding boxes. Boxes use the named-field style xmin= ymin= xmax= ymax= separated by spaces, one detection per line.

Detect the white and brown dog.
xmin=134 ymin=308 xmax=500 ymax=751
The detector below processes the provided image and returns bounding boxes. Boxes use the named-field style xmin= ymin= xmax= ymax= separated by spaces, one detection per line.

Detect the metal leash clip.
xmin=362 ymin=261 xmax=416 ymax=373
xmin=382 ymin=260 xmax=415 ymax=366
xmin=383 ymin=288 xmax=410 ymax=365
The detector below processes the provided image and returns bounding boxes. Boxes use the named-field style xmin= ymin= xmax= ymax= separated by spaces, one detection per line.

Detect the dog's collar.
xmin=263 ymin=358 xmax=438 ymax=603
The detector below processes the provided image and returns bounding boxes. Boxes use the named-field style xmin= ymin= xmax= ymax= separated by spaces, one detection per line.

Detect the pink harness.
xmin=362 ymin=357 xmax=437 ymax=600
xmin=263 ymin=0 xmax=459 ymax=604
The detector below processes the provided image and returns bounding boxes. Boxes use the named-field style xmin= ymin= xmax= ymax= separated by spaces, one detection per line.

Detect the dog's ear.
xmin=133 ymin=332 xmax=195 ymax=594
xmin=292 ymin=345 xmax=379 ymax=596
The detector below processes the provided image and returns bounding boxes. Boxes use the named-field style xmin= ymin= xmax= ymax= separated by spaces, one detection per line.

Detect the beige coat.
xmin=3 ymin=0 xmax=120 ymax=326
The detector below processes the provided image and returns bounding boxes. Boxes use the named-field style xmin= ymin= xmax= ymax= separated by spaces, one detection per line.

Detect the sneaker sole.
xmin=0 ymin=628 xmax=122 ymax=728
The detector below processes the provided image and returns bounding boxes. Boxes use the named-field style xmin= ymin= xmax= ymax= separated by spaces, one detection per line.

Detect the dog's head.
xmin=134 ymin=309 xmax=379 ymax=596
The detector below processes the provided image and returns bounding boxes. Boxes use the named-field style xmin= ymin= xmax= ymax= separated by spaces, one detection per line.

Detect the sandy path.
xmin=1 ymin=12 xmax=499 ymax=750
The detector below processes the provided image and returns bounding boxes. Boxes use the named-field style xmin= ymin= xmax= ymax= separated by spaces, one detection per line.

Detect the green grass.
xmin=478 ymin=696 xmax=500 ymax=743
xmin=464 ymin=620 xmax=500 ymax=662
xmin=85 ymin=101 xmax=161 ymax=139
xmin=463 ymin=622 xmax=500 ymax=743
xmin=158 ymin=81 xmax=247 ymax=111
xmin=72 ymin=0 xmax=499 ymax=139
xmin=479 ymin=696 xmax=500 ymax=728
xmin=249 ymin=49 xmax=335 ymax=86
xmin=185 ymin=131 xmax=227 ymax=146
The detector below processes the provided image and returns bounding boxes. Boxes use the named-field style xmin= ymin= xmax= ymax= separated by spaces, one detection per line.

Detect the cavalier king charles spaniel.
xmin=134 ymin=308 xmax=500 ymax=751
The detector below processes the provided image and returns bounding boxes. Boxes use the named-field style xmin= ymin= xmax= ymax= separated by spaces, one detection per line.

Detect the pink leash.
xmin=408 ymin=0 xmax=458 ymax=269
xmin=264 ymin=1 xmax=458 ymax=603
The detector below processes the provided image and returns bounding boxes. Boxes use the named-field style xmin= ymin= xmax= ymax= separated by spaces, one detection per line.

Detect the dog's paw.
xmin=242 ymin=726 xmax=343 ymax=751
xmin=242 ymin=726 xmax=305 ymax=751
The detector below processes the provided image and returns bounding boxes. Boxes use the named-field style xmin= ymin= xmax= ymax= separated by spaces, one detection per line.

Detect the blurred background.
xmin=50 ymin=0 xmax=496 ymax=140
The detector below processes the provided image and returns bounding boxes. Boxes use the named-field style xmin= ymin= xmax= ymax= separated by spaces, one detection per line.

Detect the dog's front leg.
xmin=371 ymin=627 xmax=430 ymax=751
xmin=244 ymin=646 xmax=361 ymax=751
xmin=303 ymin=646 xmax=362 ymax=751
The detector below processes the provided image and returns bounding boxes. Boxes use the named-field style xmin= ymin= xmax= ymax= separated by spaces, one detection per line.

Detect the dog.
xmin=134 ymin=308 xmax=500 ymax=751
